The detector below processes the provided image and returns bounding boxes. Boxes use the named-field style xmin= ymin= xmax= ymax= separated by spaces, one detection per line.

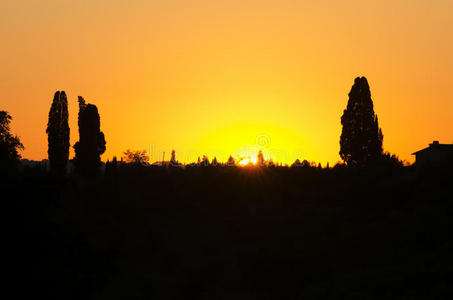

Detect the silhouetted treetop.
xmin=201 ymin=155 xmax=210 ymax=166
xmin=227 ymin=155 xmax=235 ymax=166
xmin=73 ymin=96 xmax=106 ymax=176
xmin=123 ymin=149 xmax=149 ymax=165
xmin=170 ymin=150 xmax=179 ymax=166
xmin=291 ymin=159 xmax=302 ymax=168
xmin=46 ymin=91 xmax=70 ymax=176
xmin=0 ymin=111 xmax=24 ymax=170
xmin=257 ymin=150 xmax=265 ymax=167
xmin=340 ymin=77 xmax=383 ymax=167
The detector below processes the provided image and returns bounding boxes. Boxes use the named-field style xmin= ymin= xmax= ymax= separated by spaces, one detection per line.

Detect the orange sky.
xmin=1 ymin=0 xmax=452 ymax=165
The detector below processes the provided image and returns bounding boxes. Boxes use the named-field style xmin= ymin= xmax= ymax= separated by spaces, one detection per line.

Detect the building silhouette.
xmin=412 ymin=141 xmax=453 ymax=167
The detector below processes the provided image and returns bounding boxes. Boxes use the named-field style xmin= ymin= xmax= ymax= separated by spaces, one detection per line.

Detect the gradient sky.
xmin=1 ymin=0 xmax=452 ymax=165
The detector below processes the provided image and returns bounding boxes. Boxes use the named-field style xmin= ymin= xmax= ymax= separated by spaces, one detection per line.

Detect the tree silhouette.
xmin=227 ymin=155 xmax=235 ymax=166
xmin=201 ymin=155 xmax=210 ymax=166
xmin=46 ymin=91 xmax=70 ymax=176
xmin=123 ymin=149 xmax=149 ymax=165
xmin=267 ymin=159 xmax=275 ymax=167
xmin=340 ymin=77 xmax=383 ymax=167
xmin=0 ymin=111 xmax=24 ymax=170
xmin=170 ymin=150 xmax=178 ymax=166
xmin=301 ymin=160 xmax=311 ymax=168
xmin=257 ymin=150 xmax=265 ymax=166
xmin=291 ymin=159 xmax=302 ymax=167
xmin=73 ymin=96 xmax=106 ymax=175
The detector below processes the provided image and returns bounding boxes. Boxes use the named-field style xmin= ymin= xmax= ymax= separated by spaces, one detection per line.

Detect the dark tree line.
xmin=4 ymin=76 xmax=399 ymax=177
xmin=107 ymin=76 xmax=394 ymax=169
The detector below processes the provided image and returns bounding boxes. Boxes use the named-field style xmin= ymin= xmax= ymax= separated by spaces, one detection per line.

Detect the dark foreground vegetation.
xmin=3 ymin=76 xmax=452 ymax=298
xmin=4 ymin=163 xmax=453 ymax=299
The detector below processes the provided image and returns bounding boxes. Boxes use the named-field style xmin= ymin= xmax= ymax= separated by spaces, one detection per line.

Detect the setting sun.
xmin=238 ymin=156 xmax=258 ymax=166
xmin=238 ymin=157 xmax=251 ymax=166
xmin=1 ymin=0 xmax=452 ymax=165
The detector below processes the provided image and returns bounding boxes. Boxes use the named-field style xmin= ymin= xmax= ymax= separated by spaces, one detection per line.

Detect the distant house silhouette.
xmin=412 ymin=141 xmax=453 ymax=167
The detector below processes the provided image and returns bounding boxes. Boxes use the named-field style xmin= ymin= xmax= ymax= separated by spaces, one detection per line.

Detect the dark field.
xmin=5 ymin=165 xmax=453 ymax=299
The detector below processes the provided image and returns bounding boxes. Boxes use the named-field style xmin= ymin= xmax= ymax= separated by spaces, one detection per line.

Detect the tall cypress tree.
xmin=73 ymin=96 xmax=106 ymax=176
xmin=170 ymin=150 xmax=177 ymax=166
xmin=46 ymin=91 xmax=70 ymax=176
xmin=257 ymin=150 xmax=265 ymax=166
xmin=340 ymin=77 xmax=383 ymax=167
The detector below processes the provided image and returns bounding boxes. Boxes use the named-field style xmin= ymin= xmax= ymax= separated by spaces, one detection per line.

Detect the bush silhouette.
xmin=0 ymin=111 xmax=24 ymax=172
xmin=123 ymin=149 xmax=149 ymax=165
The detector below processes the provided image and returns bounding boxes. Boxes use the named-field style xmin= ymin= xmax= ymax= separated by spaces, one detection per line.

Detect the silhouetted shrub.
xmin=378 ymin=151 xmax=404 ymax=168
xmin=0 ymin=111 xmax=24 ymax=173
xmin=123 ymin=149 xmax=149 ymax=165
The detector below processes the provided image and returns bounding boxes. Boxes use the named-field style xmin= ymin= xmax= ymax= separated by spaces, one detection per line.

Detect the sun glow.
xmin=2 ymin=1 xmax=452 ymax=165
xmin=238 ymin=156 xmax=258 ymax=166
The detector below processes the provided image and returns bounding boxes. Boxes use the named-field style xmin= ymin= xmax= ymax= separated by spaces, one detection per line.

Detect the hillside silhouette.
xmin=2 ymin=77 xmax=453 ymax=299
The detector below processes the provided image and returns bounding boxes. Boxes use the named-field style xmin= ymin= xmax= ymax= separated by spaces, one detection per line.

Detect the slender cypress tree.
xmin=46 ymin=91 xmax=70 ymax=176
xmin=73 ymin=96 xmax=106 ymax=176
xmin=170 ymin=150 xmax=177 ymax=166
xmin=340 ymin=77 xmax=383 ymax=167
xmin=257 ymin=150 xmax=265 ymax=167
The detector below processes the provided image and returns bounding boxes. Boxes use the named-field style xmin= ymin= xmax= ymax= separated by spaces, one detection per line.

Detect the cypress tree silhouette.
xmin=73 ymin=96 xmax=106 ymax=176
xmin=340 ymin=77 xmax=383 ymax=167
xmin=46 ymin=91 xmax=70 ymax=176
xmin=170 ymin=150 xmax=177 ymax=166
xmin=257 ymin=150 xmax=265 ymax=166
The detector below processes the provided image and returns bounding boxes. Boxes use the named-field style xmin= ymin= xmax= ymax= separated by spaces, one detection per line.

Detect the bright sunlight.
xmin=238 ymin=156 xmax=258 ymax=166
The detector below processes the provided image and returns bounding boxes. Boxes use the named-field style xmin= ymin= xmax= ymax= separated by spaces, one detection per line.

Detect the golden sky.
xmin=1 ymin=0 xmax=452 ymax=165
